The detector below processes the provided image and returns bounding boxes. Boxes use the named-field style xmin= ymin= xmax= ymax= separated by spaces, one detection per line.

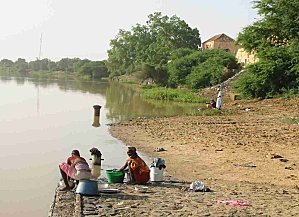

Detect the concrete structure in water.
xmin=92 ymin=105 xmax=101 ymax=127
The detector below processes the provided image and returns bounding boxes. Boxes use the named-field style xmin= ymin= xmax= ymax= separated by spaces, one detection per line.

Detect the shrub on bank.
xmin=140 ymin=86 xmax=207 ymax=103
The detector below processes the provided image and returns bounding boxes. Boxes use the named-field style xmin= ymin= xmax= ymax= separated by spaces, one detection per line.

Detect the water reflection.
xmin=2 ymin=76 xmax=200 ymax=122
xmin=0 ymin=77 xmax=122 ymax=217
xmin=105 ymin=82 xmax=199 ymax=121
xmin=0 ymin=76 xmax=200 ymax=217
xmin=0 ymin=76 xmax=109 ymax=96
xmin=15 ymin=76 xmax=26 ymax=84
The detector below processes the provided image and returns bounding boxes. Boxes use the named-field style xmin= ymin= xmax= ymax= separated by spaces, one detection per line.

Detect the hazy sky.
xmin=0 ymin=0 xmax=258 ymax=62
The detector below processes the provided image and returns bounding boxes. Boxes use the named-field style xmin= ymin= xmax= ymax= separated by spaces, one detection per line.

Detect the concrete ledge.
xmin=229 ymin=93 xmax=241 ymax=101
xmin=48 ymin=187 xmax=77 ymax=217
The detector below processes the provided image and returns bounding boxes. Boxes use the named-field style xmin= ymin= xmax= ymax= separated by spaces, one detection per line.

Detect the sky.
xmin=0 ymin=0 xmax=258 ymax=62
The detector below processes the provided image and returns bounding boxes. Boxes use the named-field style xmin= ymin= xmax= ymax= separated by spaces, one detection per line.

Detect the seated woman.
xmin=117 ymin=147 xmax=150 ymax=184
xmin=59 ymin=150 xmax=91 ymax=191
xmin=206 ymin=99 xmax=216 ymax=109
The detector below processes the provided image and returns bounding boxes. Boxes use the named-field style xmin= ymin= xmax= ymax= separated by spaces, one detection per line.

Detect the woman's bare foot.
xmin=69 ymin=182 xmax=76 ymax=189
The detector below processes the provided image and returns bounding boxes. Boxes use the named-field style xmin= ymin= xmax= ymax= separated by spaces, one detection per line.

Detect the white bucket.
xmin=150 ymin=167 xmax=164 ymax=182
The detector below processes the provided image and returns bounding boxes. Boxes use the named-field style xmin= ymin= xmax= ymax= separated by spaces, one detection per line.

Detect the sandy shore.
xmin=110 ymin=98 xmax=299 ymax=186
xmin=108 ymin=97 xmax=299 ymax=216
xmin=50 ymin=97 xmax=299 ymax=216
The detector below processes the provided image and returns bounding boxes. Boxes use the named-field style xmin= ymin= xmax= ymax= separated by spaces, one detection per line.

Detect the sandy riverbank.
xmin=108 ymin=97 xmax=299 ymax=216
xmin=49 ymin=97 xmax=299 ymax=216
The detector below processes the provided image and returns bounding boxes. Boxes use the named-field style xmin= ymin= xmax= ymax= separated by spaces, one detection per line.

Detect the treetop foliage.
xmin=237 ymin=0 xmax=299 ymax=51
xmin=234 ymin=0 xmax=299 ymax=98
xmin=106 ymin=12 xmax=201 ymax=78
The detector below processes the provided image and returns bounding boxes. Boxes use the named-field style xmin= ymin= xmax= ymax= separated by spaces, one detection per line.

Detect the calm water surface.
xmin=0 ymin=77 xmax=199 ymax=217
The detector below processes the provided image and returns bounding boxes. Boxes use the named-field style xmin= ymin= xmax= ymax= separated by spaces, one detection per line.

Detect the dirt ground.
xmin=109 ymin=96 xmax=299 ymax=216
xmin=50 ymin=96 xmax=299 ymax=216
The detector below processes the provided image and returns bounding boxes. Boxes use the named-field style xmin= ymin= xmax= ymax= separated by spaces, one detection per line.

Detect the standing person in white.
xmin=216 ymin=88 xmax=222 ymax=110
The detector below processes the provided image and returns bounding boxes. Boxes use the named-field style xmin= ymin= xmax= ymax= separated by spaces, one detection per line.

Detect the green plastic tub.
xmin=106 ymin=170 xmax=125 ymax=183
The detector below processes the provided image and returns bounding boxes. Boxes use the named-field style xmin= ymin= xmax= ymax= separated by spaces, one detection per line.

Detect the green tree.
xmin=235 ymin=0 xmax=299 ymax=98
xmin=186 ymin=58 xmax=225 ymax=89
xmin=0 ymin=59 xmax=14 ymax=67
xmin=78 ymin=61 xmax=108 ymax=79
xmin=106 ymin=12 xmax=201 ymax=84
xmin=89 ymin=61 xmax=108 ymax=79
xmin=168 ymin=49 xmax=237 ymax=87
xmin=48 ymin=60 xmax=58 ymax=72
xmin=14 ymin=58 xmax=29 ymax=75
xmin=57 ymin=58 xmax=75 ymax=72
xmin=106 ymin=29 xmax=136 ymax=77
xmin=28 ymin=58 xmax=51 ymax=71
xmin=28 ymin=59 xmax=41 ymax=71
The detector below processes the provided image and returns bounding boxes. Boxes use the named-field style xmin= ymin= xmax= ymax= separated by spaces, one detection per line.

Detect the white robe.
xmin=216 ymin=90 xmax=222 ymax=109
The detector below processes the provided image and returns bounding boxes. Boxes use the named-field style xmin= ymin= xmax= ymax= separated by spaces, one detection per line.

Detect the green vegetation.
xmin=235 ymin=0 xmax=299 ymax=98
xmin=119 ymin=80 xmax=138 ymax=85
xmin=5 ymin=2 xmax=298 ymax=103
xmin=169 ymin=49 xmax=238 ymax=89
xmin=0 ymin=58 xmax=108 ymax=81
xmin=106 ymin=12 xmax=239 ymax=90
xmin=280 ymin=117 xmax=299 ymax=125
xmin=199 ymin=108 xmax=222 ymax=116
xmin=106 ymin=12 xmax=201 ymax=81
xmin=0 ymin=12 xmax=240 ymax=104
xmin=141 ymin=85 xmax=208 ymax=103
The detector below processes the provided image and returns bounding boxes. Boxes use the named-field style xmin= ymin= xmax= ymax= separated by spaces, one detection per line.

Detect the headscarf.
xmin=127 ymin=146 xmax=137 ymax=153
xmin=71 ymin=150 xmax=80 ymax=156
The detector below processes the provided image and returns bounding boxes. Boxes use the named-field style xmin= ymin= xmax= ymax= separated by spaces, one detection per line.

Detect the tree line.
xmin=0 ymin=58 xmax=108 ymax=80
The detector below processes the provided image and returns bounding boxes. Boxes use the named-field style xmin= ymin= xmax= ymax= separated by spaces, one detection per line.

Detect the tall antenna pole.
xmin=37 ymin=33 xmax=43 ymax=113
xmin=37 ymin=80 xmax=40 ymax=113
xmin=38 ymin=33 xmax=43 ymax=60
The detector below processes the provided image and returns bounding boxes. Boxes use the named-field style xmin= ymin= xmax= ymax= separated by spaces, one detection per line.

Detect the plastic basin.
xmin=75 ymin=179 xmax=99 ymax=196
xmin=106 ymin=170 xmax=125 ymax=183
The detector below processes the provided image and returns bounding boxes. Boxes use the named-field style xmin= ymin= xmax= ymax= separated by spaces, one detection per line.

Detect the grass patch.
xmin=120 ymin=80 xmax=138 ymax=85
xmin=200 ymin=108 xmax=222 ymax=116
xmin=141 ymin=86 xmax=207 ymax=103
xmin=280 ymin=117 xmax=299 ymax=125
xmin=280 ymin=87 xmax=299 ymax=98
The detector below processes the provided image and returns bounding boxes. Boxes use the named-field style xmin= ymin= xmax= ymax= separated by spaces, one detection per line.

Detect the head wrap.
xmin=127 ymin=146 xmax=137 ymax=153
xmin=71 ymin=150 xmax=80 ymax=156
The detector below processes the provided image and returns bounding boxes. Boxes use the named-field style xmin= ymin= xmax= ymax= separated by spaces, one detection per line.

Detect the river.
xmin=0 ymin=77 xmax=199 ymax=217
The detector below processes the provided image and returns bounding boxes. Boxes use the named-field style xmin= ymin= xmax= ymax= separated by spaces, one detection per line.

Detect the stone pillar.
xmin=92 ymin=105 xmax=101 ymax=127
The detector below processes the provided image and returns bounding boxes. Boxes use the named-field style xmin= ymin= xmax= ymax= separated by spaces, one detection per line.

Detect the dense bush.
xmin=236 ymin=0 xmax=299 ymax=98
xmin=141 ymin=86 xmax=207 ymax=103
xmin=167 ymin=49 xmax=238 ymax=88
xmin=234 ymin=43 xmax=299 ymax=98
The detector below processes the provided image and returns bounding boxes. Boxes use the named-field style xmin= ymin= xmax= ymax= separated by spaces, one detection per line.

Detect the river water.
xmin=0 ymin=77 xmax=199 ymax=217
